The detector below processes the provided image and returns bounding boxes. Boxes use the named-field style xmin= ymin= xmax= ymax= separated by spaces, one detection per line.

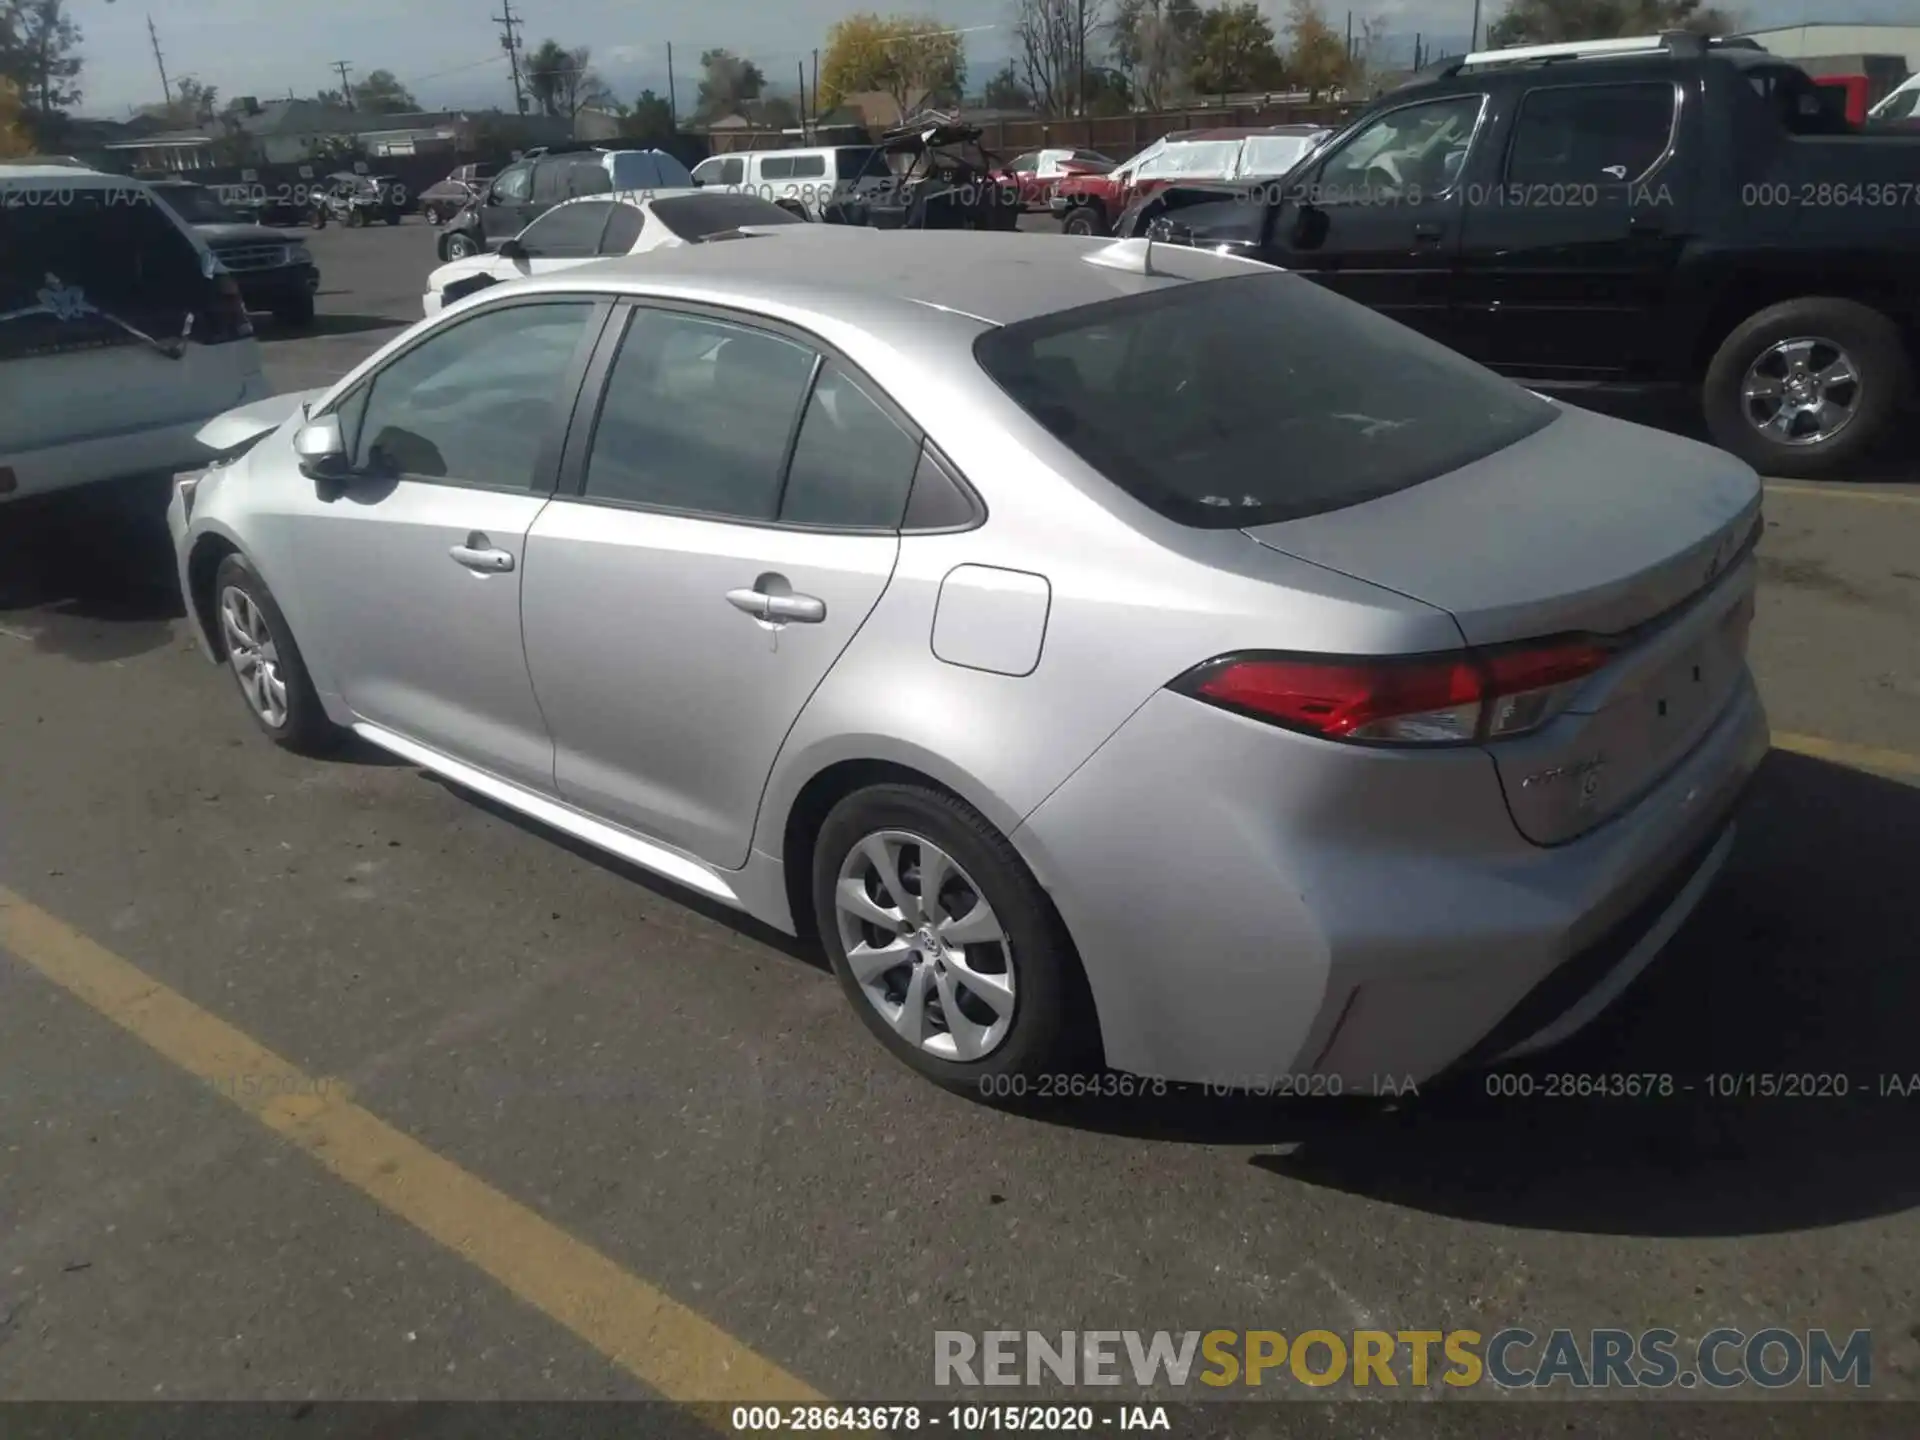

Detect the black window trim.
xmin=317 ymin=293 xmax=614 ymax=496
xmin=1500 ymin=78 xmax=1686 ymax=190
xmin=555 ymin=294 xmax=983 ymax=535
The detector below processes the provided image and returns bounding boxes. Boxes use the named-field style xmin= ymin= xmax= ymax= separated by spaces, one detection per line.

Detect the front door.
xmin=1452 ymin=80 xmax=1689 ymax=380
xmin=521 ymin=304 xmax=921 ymax=868
xmin=287 ymin=298 xmax=604 ymax=790
xmin=1259 ymin=93 xmax=1486 ymax=344
xmin=479 ymin=160 xmax=537 ymax=244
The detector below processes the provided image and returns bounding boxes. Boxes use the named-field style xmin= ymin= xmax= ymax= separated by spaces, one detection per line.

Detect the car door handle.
xmin=449 ymin=533 xmax=515 ymax=573
xmin=1627 ymin=216 xmax=1665 ymax=236
xmin=726 ymin=587 xmax=826 ymax=623
xmin=1412 ymin=223 xmax=1445 ymax=245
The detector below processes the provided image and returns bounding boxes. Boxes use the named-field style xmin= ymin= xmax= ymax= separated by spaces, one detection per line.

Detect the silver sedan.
xmin=169 ymin=232 xmax=1768 ymax=1091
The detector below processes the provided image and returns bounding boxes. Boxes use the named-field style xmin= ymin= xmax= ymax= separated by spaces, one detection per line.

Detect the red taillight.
xmin=1174 ymin=637 xmax=1615 ymax=747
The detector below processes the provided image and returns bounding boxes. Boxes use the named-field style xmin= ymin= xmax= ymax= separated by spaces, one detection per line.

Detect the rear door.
xmin=1259 ymin=93 xmax=1486 ymax=343
xmin=1 ymin=178 xmax=259 ymax=466
xmin=1453 ymin=81 xmax=1688 ymax=380
xmin=520 ymin=301 xmax=915 ymax=867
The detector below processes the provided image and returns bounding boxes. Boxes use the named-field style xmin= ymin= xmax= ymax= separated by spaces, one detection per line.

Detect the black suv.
xmin=1134 ymin=32 xmax=1920 ymax=477
xmin=148 ymin=180 xmax=320 ymax=326
xmin=436 ymin=146 xmax=695 ymax=261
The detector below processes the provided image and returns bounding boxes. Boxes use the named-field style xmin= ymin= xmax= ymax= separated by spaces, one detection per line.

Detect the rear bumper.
xmin=1 ymin=366 xmax=271 ymax=503
xmin=1013 ymin=673 xmax=1769 ymax=1087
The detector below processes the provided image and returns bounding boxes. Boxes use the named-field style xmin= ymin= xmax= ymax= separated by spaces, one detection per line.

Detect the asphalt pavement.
xmin=1 ymin=218 xmax=1917 ymax=1428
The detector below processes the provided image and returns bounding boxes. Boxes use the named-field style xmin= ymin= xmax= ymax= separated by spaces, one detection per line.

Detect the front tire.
xmin=347 ymin=207 xmax=367 ymax=228
xmin=212 ymin=554 xmax=337 ymax=754
xmin=812 ymin=784 xmax=1094 ymax=1090
xmin=443 ymin=232 xmax=478 ymax=260
xmin=272 ymin=291 xmax=316 ymax=328
xmin=1702 ymin=296 xmax=1911 ymax=480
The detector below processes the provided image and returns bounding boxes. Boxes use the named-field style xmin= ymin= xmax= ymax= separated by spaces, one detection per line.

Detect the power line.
xmin=492 ymin=2 xmax=528 ymax=114
xmin=146 ymin=14 xmax=172 ymax=108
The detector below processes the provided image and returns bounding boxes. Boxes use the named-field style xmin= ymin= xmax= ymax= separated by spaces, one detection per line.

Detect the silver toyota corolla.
xmin=169 ymin=231 xmax=1768 ymax=1091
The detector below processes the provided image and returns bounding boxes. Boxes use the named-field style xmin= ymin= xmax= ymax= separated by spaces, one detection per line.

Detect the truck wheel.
xmin=346 ymin=207 xmax=367 ymax=228
xmin=1061 ymin=204 xmax=1107 ymax=237
xmin=1703 ymin=297 xmax=1911 ymax=480
xmin=443 ymin=232 xmax=478 ymax=260
xmin=272 ymin=292 xmax=316 ymax=328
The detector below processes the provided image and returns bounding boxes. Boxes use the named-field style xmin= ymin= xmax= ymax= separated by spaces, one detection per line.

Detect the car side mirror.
xmin=293 ymin=415 xmax=349 ymax=479
xmin=496 ymin=237 xmax=528 ymax=262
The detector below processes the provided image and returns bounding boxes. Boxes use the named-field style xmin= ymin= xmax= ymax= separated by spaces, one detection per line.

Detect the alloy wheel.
xmin=219 ymin=586 xmax=289 ymax=728
xmin=834 ymin=830 xmax=1015 ymax=1062
xmin=1741 ymin=337 xmax=1861 ymax=447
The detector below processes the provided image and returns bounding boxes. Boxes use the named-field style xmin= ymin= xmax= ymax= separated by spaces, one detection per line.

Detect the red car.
xmin=990 ymin=147 xmax=1115 ymax=211
xmin=1051 ymin=126 xmax=1326 ymax=235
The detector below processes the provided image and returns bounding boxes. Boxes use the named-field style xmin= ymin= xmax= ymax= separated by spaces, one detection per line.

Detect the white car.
xmin=1868 ymin=72 xmax=1919 ymax=124
xmin=422 ymin=189 xmax=821 ymax=316
xmin=2 ymin=163 xmax=269 ymax=503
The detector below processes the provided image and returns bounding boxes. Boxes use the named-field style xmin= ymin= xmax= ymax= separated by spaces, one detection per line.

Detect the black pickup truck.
xmin=1128 ymin=33 xmax=1920 ymax=478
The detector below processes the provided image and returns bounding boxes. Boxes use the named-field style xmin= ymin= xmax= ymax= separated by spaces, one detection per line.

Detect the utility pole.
xmin=1075 ymin=0 xmax=1085 ymax=118
xmin=797 ymin=60 xmax=807 ymax=138
xmin=1469 ymin=0 xmax=1483 ymax=51
xmin=492 ymin=2 xmax=528 ymax=114
xmin=332 ymin=60 xmax=355 ymax=108
xmin=146 ymin=14 xmax=172 ymax=109
xmin=811 ymin=49 xmax=819 ymax=133
xmin=666 ymin=42 xmax=677 ymax=126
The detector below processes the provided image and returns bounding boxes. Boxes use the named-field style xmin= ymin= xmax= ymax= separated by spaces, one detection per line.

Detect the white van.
xmin=2 ymin=164 xmax=269 ymax=503
xmin=1868 ymin=73 xmax=1919 ymax=124
xmin=689 ymin=145 xmax=879 ymax=218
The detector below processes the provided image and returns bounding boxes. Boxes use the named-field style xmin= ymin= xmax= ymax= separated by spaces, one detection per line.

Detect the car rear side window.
xmin=598 ymin=204 xmax=645 ymax=253
xmin=759 ymin=157 xmax=795 ymax=180
xmin=0 ymin=185 xmax=209 ymax=362
xmin=520 ymin=200 xmax=613 ymax=257
xmin=836 ymin=147 xmax=878 ymax=179
xmin=778 ymin=365 xmax=919 ymax=529
xmin=583 ymin=309 xmax=817 ymax=520
xmin=973 ymin=271 xmax=1557 ymax=529
xmin=1506 ymin=83 xmax=1676 ymax=186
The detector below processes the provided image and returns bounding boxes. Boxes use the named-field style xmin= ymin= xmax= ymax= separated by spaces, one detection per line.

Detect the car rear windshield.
xmin=1 ymin=184 xmax=210 ymax=362
xmin=651 ymin=192 xmax=803 ymax=239
xmin=972 ymin=270 xmax=1558 ymax=528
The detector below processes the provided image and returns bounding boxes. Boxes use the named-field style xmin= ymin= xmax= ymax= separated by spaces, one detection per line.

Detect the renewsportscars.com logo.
xmin=933 ymin=1328 xmax=1873 ymax=1391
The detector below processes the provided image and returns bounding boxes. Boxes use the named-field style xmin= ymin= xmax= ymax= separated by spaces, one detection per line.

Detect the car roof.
xmin=0 ymin=163 xmax=133 ymax=182
xmin=499 ymin=229 xmax=1270 ymax=329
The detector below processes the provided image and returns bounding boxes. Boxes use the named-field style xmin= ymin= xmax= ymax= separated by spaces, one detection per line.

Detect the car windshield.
xmin=154 ymin=185 xmax=242 ymax=224
xmin=651 ymin=192 xmax=804 ymax=238
xmin=973 ymin=271 xmax=1558 ymax=528
xmin=1155 ymin=140 xmax=1243 ymax=176
xmin=1238 ymin=134 xmax=1318 ymax=177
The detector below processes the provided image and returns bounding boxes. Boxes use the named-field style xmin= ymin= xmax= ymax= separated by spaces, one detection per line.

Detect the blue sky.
xmin=75 ymin=0 xmax=1910 ymax=117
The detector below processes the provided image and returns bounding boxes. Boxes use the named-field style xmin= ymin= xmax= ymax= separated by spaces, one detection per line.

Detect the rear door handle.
xmin=1627 ymin=217 xmax=1665 ymax=236
xmin=726 ymin=587 xmax=826 ymax=624
xmin=450 ymin=532 xmax=515 ymax=573
xmin=1412 ymin=223 xmax=1445 ymax=245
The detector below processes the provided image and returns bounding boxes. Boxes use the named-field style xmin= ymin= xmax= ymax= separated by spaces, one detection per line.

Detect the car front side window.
xmin=519 ymin=201 xmax=614 ymax=258
xmin=1312 ymin=95 xmax=1483 ymax=201
xmin=351 ymin=301 xmax=595 ymax=490
xmin=492 ymin=163 xmax=532 ymax=203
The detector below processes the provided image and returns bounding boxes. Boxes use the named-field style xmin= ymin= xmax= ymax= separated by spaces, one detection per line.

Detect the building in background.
xmin=1736 ymin=23 xmax=1918 ymax=104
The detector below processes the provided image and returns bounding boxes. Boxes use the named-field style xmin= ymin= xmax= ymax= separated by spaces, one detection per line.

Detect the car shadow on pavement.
xmin=1001 ymin=751 xmax=1920 ymax=1238
xmin=0 ymin=476 xmax=184 ymax=663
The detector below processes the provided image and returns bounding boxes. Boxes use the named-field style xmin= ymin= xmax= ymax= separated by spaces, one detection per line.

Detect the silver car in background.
xmin=168 ymin=232 xmax=1767 ymax=1091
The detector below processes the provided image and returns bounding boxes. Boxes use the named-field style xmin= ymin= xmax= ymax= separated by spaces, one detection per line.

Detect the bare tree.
xmin=1013 ymin=0 xmax=1105 ymax=117
xmin=1111 ymin=0 xmax=1200 ymax=109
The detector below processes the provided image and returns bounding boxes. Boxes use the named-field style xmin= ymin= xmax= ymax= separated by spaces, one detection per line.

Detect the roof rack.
xmin=1427 ymin=30 xmax=1757 ymax=79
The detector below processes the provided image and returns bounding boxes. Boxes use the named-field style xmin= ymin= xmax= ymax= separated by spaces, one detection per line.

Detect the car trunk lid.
xmin=1243 ymin=405 xmax=1763 ymax=844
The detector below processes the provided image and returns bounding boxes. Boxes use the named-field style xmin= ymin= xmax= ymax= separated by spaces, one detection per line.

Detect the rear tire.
xmin=347 ymin=207 xmax=366 ymax=228
xmin=1061 ymin=203 xmax=1107 ymax=237
xmin=1702 ymin=296 xmax=1910 ymax=480
xmin=272 ymin=291 xmax=315 ymax=328
xmin=386 ymin=212 xmax=402 ymax=225
xmin=211 ymin=554 xmax=338 ymax=755
xmin=812 ymin=783 xmax=1096 ymax=1091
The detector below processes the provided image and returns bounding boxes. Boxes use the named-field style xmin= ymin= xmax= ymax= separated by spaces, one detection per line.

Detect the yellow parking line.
xmin=1773 ymin=732 xmax=1920 ymax=780
xmin=1764 ymin=482 xmax=1920 ymax=507
xmin=0 ymin=885 xmax=822 ymax=1411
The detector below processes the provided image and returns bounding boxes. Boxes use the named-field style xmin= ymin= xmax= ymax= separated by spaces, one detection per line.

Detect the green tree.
xmin=0 ymin=76 xmax=33 ymax=156
xmin=1188 ymin=2 xmax=1286 ymax=96
xmin=695 ymin=48 xmax=766 ymax=121
xmin=1113 ymin=0 xmax=1202 ymax=108
xmin=158 ymin=73 xmax=217 ymax=124
xmin=1487 ymin=0 xmax=1731 ymax=45
xmin=618 ymin=88 xmax=676 ymax=140
xmin=1282 ymin=0 xmax=1347 ymax=99
xmin=981 ymin=61 xmax=1030 ymax=110
xmin=353 ymin=68 xmax=419 ymax=114
xmin=0 ymin=0 xmax=83 ymax=117
xmin=819 ymin=13 xmax=966 ymax=120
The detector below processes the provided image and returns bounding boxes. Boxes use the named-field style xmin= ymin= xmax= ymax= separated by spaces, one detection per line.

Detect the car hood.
xmin=1242 ymin=403 xmax=1762 ymax=647
xmin=427 ymin=253 xmax=503 ymax=291
xmin=194 ymin=387 xmax=327 ymax=455
xmin=193 ymin=221 xmax=288 ymax=245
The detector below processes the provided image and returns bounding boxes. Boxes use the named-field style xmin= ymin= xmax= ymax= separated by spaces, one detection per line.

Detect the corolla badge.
xmin=1521 ymin=755 xmax=1606 ymax=806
